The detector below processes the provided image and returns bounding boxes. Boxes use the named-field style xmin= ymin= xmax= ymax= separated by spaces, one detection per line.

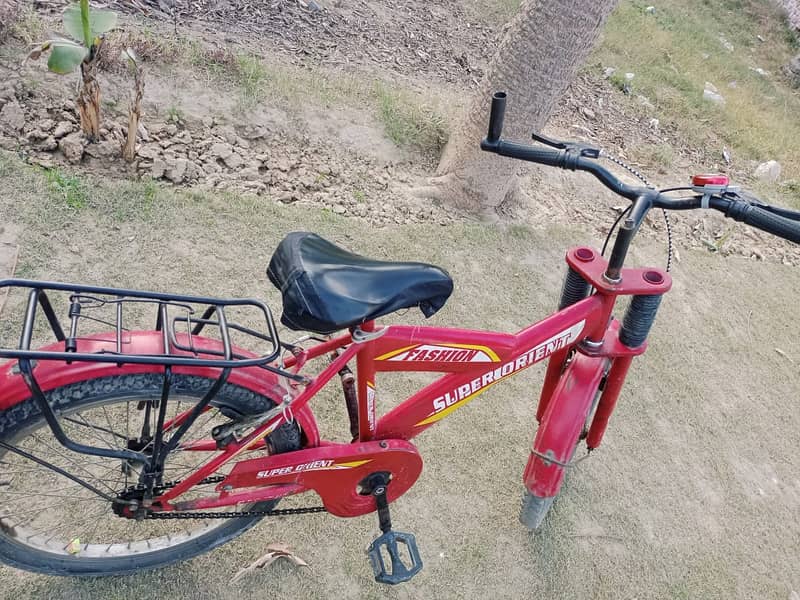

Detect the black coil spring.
xmin=619 ymin=294 xmax=663 ymax=348
xmin=558 ymin=268 xmax=591 ymax=310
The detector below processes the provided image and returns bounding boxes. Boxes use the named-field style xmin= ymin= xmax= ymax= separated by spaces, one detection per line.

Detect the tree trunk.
xmin=78 ymin=47 xmax=103 ymax=142
xmin=430 ymin=0 xmax=618 ymax=213
xmin=123 ymin=65 xmax=145 ymax=162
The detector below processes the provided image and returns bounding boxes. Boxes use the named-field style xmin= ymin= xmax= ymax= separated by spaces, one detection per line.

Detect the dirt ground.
xmin=1 ymin=0 xmax=799 ymax=598
xmin=0 ymin=156 xmax=799 ymax=599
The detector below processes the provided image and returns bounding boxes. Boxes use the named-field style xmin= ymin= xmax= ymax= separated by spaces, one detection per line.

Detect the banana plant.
xmin=29 ymin=0 xmax=117 ymax=141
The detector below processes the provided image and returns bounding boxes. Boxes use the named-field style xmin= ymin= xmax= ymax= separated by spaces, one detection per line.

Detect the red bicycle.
xmin=1 ymin=92 xmax=799 ymax=583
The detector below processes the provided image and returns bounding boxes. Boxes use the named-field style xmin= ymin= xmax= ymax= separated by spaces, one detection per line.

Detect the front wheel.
xmin=0 ymin=373 xmax=301 ymax=576
xmin=519 ymin=492 xmax=555 ymax=531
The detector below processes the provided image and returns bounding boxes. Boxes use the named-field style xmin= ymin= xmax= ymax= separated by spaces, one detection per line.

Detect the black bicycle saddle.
xmin=267 ymin=232 xmax=453 ymax=335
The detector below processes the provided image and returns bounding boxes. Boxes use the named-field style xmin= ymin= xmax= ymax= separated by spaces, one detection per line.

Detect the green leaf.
xmin=89 ymin=10 xmax=117 ymax=36
xmin=63 ymin=4 xmax=117 ymax=44
xmin=47 ymin=42 xmax=88 ymax=74
xmin=63 ymin=5 xmax=86 ymax=43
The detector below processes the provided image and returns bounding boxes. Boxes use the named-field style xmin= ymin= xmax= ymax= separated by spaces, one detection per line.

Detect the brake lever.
xmin=531 ymin=131 xmax=567 ymax=149
xmin=531 ymin=131 xmax=601 ymax=159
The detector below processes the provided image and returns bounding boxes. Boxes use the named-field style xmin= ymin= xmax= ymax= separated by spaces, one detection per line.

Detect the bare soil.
xmin=0 ymin=1 xmax=799 ymax=598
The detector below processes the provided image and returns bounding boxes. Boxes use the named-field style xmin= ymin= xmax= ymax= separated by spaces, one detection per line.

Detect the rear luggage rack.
xmin=0 ymin=278 xmax=291 ymax=372
xmin=0 ymin=279 xmax=300 ymax=472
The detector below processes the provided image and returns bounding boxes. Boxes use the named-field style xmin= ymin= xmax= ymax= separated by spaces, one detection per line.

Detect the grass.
xmin=374 ymin=83 xmax=448 ymax=153
xmin=2 ymin=6 xmax=44 ymax=44
xmin=596 ymin=0 xmax=800 ymax=182
xmin=44 ymin=167 xmax=89 ymax=209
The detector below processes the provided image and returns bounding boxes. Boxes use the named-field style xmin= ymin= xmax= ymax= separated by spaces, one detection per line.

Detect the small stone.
xmin=242 ymin=126 xmax=268 ymax=141
xmin=27 ymin=129 xmax=50 ymax=142
xmin=757 ymin=34 xmax=766 ymax=43
xmin=753 ymin=160 xmax=781 ymax=182
xmin=138 ymin=143 xmax=162 ymax=159
xmin=185 ymin=160 xmax=202 ymax=180
xmin=332 ymin=204 xmax=346 ymax=214
xmin=580 ymin=106 xmax=596 ymax=120
xmin=624 ymin=72 xmax=635 ymax=81
xmin=277 ymin=192 xmax=297 ymax=204
xmin=223 ymin=153 xmax=244 ymax=169
xmin=719 ymin=35 xmax=734 ymax=52
xmin=603 ymin=67 xmax=616 ymax=79
xmin=35 ymin=136 xmax=58 ymax=151
xmin=703 ymin=82 xmax=725 ymax=105
xmin=637 ymin=94 xmax=655 ymax=110
xmin=240 ymin=166 xmax=260 ymax=180
xmin=0 ymin=101 xmax=25 ymax=133
xmin=750 ymin=67 xmax=770 ymax=77
xmin=85 ymin=139 xmax=120 ymax=159
xmin=644 ymin=5 xmax=655 ymax=13
xmin=165 ymin=123 xmax=178 ymax=136
xmin=201 ymin=116 xmax=214 ymax=128
xmin=166 ymin=158 xmax=188 ymax=183
xmin=235 ymin=137 xmax=250 ymax=149
xmin=59 ymin=132 xmax=85 ymax=164
xmin=39 ymin=119 xmax=55 ymax=132
xmin=648 ymin=118 xmax=660 ymax=130
xmin=217 ymin=125 xmax=238 ymax=144
xmin=211 ymin=142 xmax=233 ymax=159
xmin=53 ymin=120 xmax=74 ymax=139
xmin=151 ymin=158 xmax=167 ymax=178
xmin=60 ymin=111 xmax=77 ymax=124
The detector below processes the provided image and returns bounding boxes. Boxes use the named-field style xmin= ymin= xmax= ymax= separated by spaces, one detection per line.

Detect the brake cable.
xmin=600 ymin=152 xmax=674 ymax=272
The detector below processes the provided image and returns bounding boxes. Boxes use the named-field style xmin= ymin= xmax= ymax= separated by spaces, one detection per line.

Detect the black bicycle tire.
xmin=0 ymin=373 xmax=301 ymax=576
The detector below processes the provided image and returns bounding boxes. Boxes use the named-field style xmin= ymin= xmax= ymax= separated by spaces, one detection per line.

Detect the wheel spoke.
xmin=0 ymin=376 xmax=296 ymax=568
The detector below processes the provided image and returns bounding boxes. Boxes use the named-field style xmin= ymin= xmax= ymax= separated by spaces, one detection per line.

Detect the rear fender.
xmin=0 ymin=331 xmax=320 ymax=447
xmin=523 ymin=353 xmax=606 ymax=498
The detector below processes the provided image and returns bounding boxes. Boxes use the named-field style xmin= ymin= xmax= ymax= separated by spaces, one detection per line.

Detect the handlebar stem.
xmin=605 ymin=191 xmax=657 ymax=281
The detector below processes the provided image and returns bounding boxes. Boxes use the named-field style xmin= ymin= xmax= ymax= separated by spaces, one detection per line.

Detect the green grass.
xmin=44 ymin=167 xmax=89 ymax=209
xmin=375 ymin=83 xmax=448 ymax=154
xmin=233 ymin=54 xmax=269 ymax=105
xmin=596 ymin=0 xmax=800 ymax=181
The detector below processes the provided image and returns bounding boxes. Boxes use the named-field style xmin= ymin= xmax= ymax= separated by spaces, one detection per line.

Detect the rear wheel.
xmin=0 ymin=373 xmax=301 ymax=576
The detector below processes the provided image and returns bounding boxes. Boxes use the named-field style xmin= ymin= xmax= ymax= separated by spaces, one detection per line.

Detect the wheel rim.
xmin=0 ymin=392 xmax=269 ymax=559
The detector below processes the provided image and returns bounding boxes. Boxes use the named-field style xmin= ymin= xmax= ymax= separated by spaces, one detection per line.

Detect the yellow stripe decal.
xmin=333 ymin=459 xmax=372 ymax=468
xmin=375 ymin=345 xmax=418 ymax=361
xmin=437 ymin=343 xmax=501 ymax=362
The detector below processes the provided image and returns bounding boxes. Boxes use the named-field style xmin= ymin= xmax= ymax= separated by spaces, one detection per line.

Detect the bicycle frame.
xmin=0 ymin=246 xmax=671 ymax=519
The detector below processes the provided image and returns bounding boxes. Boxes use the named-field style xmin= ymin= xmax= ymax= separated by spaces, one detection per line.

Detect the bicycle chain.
xmin=123 ymin=475 xmax=328 ymax=520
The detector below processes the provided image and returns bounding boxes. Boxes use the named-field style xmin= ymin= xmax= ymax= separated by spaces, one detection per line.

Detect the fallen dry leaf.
xmin=232 ymin=543 xmax=310 ymax=582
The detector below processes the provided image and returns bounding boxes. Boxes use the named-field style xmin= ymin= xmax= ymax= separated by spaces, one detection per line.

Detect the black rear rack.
xmin=0 ymin=279 xmax=298 ymax=490
xmin=0 ymin=278 xmax=289 ymax=370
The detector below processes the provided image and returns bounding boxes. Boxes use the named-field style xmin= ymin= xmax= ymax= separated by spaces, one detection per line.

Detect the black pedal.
xmin=367 ymin=530 xmax=423 ymax=585
xmin=362 ymin=472 xmax=423 ymax=584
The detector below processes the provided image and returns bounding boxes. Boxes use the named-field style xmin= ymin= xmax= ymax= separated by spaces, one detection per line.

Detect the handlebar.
xmin=480 ymin=91 xmax=800 ymax=246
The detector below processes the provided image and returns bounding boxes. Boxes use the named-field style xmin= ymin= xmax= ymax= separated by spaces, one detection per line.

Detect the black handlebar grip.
xmin=486 ymin=91 xmax=507 ymax=144
xmin=728 ymin=203 xmax=800 ymax=244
